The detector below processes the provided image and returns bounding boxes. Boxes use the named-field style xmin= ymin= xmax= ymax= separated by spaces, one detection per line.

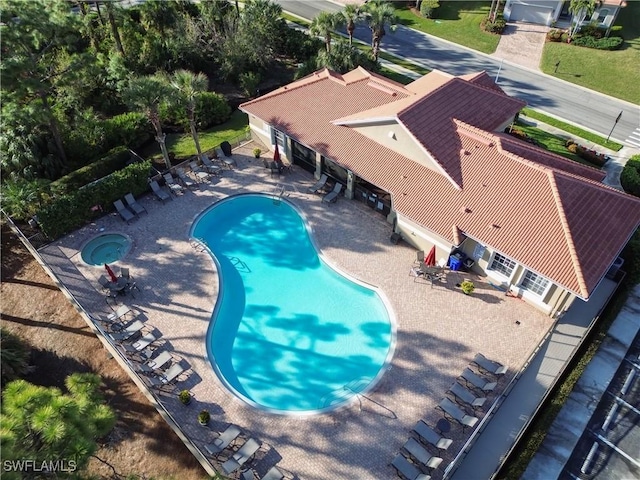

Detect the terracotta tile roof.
xmin=460 ymin=71 xmax=507 ymax=95
xmin=240 ymin=69 xmax=640 ymax=299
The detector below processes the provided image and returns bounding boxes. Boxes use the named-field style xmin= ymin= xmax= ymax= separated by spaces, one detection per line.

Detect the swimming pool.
xmin=191 ymin=194 xmax=394 ymax=415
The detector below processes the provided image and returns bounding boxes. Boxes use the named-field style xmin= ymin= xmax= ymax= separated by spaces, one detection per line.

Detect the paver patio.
xmin=39 ymin=144 xmax=552 ymax=480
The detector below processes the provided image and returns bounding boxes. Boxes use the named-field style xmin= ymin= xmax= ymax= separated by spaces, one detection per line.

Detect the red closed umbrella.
xmin=424 ymin=245 xmax=436 ymax=267
xmin=105 ymin=264 xmax=118 ymax=283
xmin=273 ymin=142 xmax=282 ymax=166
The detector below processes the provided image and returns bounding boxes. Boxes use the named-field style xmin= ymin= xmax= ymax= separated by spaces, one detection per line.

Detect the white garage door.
xmin=510 ymin=4 xmax=551 ymax=24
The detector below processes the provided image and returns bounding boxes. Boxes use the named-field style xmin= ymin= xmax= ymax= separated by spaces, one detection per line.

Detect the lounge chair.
xmin=177 ymin=168 xmax=197 ymax=189
xmin=204 ymin=424 xmax=242 ymax=455
xmin=261 ymin=466 xmax=285 ymax=480
xmin=460 ymin=368 xmax=497 ymax=392
xmin=437 ymin=397 xmax=479 ymax=430
xmin=448 ymin=381 xmax=486 ymax=409
xmin=402 ymin=438 xmax=443 ymax=469
xmin=136 ymin=349 xmax=173 ymax=373
xmin=149 ymin=179 xmax=172 ymax=203
xmin=126 ymin=332 xmax=158 ymax=352
xmin=307 ymin=174 xmax=328 ymax=193
xmin=241 ymin=470 xmax=256 ymax=480
xmin=221 ymin=438 xmax=260 ymax=475
xmin=201 ymin=156 xmax=222 ymax=175
xmin=108 ymin=319 xmax=144 ymax=341
xmin=391 ymin=454 xmax=431 ymax=480
xmin=163 ymin=173 xmax=184 ymax=194
xmin=472 ymin=353 xmax=508 ymax=375
xmin=107 ymin=304 xmax=134 ymax=322
xmin=113 ymin=199 xmax=136 ymax=223
xmin=322 ymin=182 xmax=343 ymax=204
xmin=412 ymin=421 xmax=452 ymax=451
xmin=147 ymin=363 xmax=185 ymax=389
xmin=124 ymin=193 xmax=147 ymax=215
xmin=189 ymin=161 xmax=210 ymax=182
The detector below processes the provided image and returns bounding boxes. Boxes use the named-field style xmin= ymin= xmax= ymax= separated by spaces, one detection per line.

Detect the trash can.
xmin=449 ymin=254 xmax=462 ymax=271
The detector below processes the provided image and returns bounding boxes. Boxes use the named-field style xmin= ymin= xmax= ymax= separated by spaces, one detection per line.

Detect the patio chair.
xmin=307 ymin=174 xmax=328 ymax=193
xmin=108 ymin=319 xmax=144 ymax=342
xmin=266 ymin=161 xmax=281 ymax=177
xmin=261 ymin=466 xmax=285 ymax=480
xmin=322 ymin=182 xmax=343 ymax=204
xmin=113 ymin=199 xmax=136 ymax=223
xmin=414 ymin=250 xmax=425 ymax=265
xmin=189 ymin=161 xmax=210 ymax=182
xmin=98 ymin=275 xmax=112 ymax=292
xmin=391 ymin=454 xmax=431 ymax=480
xmin=201 ymin=156 xmax=222 ymax=175
xmin=447 ymin=381 xmax=486 ymax=409
xmin=402 ymin=438 xmax=443 ymax=469
xmin=177 ymin=168 xmax=197 ymax=190
xmin=472 ymin=353 xmax=508 ymax=376
xmin=460 ymin=368 xmax=497 ymax=392
xmin=412 ymin=421 xmax=452 ymax=451
xmin=147 ymin=363 xmax=185 ymax=389
xmin=136 ymin=350 xmax=173 ymax=374
xmin=204 ymin=424 xmax=242 ymax=455
xmin=221 ymin=438 xmax=260 ymax=475
xmin=437 ymin=397 xmax=479 ymax=430
xmin=107 ymin=304 xmax=134 ymax=322
xmin=163 ymin=173 xmax=184 ymax=195
xmin=124 ymin=193 xmax=147 ymax=216
xmin=149 ymin=179 xmax=172 ymax=203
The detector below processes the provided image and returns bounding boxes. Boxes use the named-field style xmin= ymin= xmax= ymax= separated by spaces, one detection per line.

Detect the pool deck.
xmin=40 ymin=144 xmax=554 ymax=480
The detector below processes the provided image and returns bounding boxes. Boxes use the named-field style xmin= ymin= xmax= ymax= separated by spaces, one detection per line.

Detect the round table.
xmin=436 ymin=418 xmax=451 ymax=435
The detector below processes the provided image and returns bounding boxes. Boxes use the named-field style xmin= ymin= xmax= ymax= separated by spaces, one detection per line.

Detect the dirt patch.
xmin=0 ymin=224 xmax=207 ymax=479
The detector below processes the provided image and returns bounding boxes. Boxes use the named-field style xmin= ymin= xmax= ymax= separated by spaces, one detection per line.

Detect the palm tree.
xmin=310 ymin=11 xmax=341 ymax=54
xmin=121 ymin=76 xmax=172 ymax=170
xmin=362 ymin=0 xmax=398 ymax=61
xmin=168 ymin=70 xmax=209 ymax=159
xmin=568 ymin=0 xmax=600 ymax=40
xmin=341 ymin=4 xmax=362 ymax=46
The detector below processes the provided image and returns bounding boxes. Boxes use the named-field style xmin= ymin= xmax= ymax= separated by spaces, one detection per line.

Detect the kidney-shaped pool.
xmin=191 ymin=194 xmax=395 ymax=415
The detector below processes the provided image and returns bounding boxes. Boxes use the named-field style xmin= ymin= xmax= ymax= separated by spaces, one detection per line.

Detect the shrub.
xmin=483 ymin=16 xmax=507 ymax=34
xmin=160 ymin=92 xmax=231 ymax=130
xmin=50 ymin=147 xmax=133 ymax=196
xmin=575 ymin=145 xmax=609 ymax=167
xmin=567 ymin=143 xmax=578 ymax=153
xmin=420 ymin=0 xmax=440 ymax=18
xmin=547 ymin=29 xmax=563 ymax=42
xmin=460 ymin=280 xmax=475 ymax=295
xmin=621 ymin=154 xmax=640 ymax=198
xmin=580 ymin=24 xmax=605 ymax=39
xmin=38 ymin=161 xmax=152 ymax=239
xmin=103 ymin=112 xmax=153 ymax=151
xmin=573 ymin=35 xmax=623 ymax=50
xmin=240 ymin=72 xmax=261 ymax=98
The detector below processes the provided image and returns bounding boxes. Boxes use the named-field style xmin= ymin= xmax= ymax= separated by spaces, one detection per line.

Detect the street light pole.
xmin=607 ymin=111 xmax=623 ymax=142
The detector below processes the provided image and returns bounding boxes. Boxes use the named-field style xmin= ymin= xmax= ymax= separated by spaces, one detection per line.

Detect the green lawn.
xmin=514 ymin=122 xmax=595 ymax=167
xmin=541 ymin=2 xmax=640 ymax=104
xmin=142 ymin=110 xmax=249 ymax=161
xmin=394 ymin=2 xmax=500 ymax=54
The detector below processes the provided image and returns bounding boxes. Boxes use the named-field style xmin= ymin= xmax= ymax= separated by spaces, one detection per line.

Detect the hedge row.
xmin=159 ymin=92 xmax=232 ymax=130
xmin=50 ymin=147 xmax=133 ymax=196
xmin=572 ymin=35 xmax=623 ymax=50
xmin=565 ymin=139 xmax=609 ymax=167
xmin=621 ymin=154 xmax=640 ymax=198
xmin=38 ymin=161 xmax=152 ymax=239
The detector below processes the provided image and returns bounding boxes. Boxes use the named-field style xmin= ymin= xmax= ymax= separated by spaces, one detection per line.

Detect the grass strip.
xmin=378 ymin=51 xmax=430 ymax=76
xmin=378 ymin=67 xmax=414 ymax=85
xmin=281 ymin=13 xmax=310 ymax=28
xmin=496 ymin=287 xmax=630 ymax=479
xmin=513 ymin=122 xmax=593 ymax=166
xmin=142 ymin=110 xmax=249 ymax=160
xmin=522 ymin=108 xmax=623 ymax=151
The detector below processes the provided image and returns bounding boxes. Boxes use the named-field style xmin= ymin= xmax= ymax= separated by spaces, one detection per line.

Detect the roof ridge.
xmin=240 ymin=69 xmax=331 ymax=107
xmin=547 ymin=172 xmax=589 ymax=298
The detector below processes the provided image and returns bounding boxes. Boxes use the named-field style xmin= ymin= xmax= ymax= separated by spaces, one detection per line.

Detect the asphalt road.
xmin=275 ymin=0 xmax=640 ymax=147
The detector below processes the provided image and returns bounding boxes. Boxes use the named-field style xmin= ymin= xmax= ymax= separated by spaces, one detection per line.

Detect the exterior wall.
xmin=247 ymin=114 xmax=271 ymax=148
xmin=352 ymin=121 xmax=442 ymax=174
xmin=585 ymin=5 xmax=620 ymax=29
xmin=395 ymin=214 xmax=453 ymax=266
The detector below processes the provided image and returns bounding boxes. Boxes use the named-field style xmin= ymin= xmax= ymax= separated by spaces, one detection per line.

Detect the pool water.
xmin=81 ymin=233 xmax=131 ymax=266
xmin=192 ymin=194 xmax=394 ymax=414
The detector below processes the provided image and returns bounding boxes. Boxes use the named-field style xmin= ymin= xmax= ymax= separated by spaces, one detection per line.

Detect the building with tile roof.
xmin=240 ymin=67 xmax=640 ymax=316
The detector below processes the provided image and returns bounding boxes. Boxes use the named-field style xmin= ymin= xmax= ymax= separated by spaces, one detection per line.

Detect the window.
xmin=489 ymin=253 xmax=516 ymax=277
xmin=597 ymin=9 xmax=609 ymax=23
xmin=273 ymin=129 xmax=285 ymax=148
xmin=520 ymin=270 xmax=549 ymax=296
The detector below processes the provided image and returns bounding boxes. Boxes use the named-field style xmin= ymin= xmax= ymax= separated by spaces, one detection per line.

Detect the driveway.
xmin=493 ymin=22 xmax=549 ymax=71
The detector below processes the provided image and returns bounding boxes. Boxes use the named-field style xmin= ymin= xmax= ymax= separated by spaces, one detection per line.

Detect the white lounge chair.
xmin=163 ymin=173 xmax=184 ymax=194
xmin=307 ymin=174 xmax=328 ymax=193
xmin=391 ymin=454 xmax=431 ymax=480
xmin=126 ymin=332 xmax=158 ymax=352
xmin=107 ymin=304 xmax=134 ymax=322
xmin=261 ymin=466 xmax=285 ymax=480
xmin=472 ymin=353 xmax=508 ymax=375
xmin=402 ymin=438 xmax=443 ymax=469
xmin=177 ymin=168 xmax=196 ymax=189
xmin=412 ymin=421 xmax=452 ymax=451
xmin=136 ymin=350 xmax=173 ymax=373
xmin=108 ymin=320 xmax=144 ymax=341
xmin=147 ymin=363 xmax=185 ymax=389
xmin=204 ymin=424 xmax=242 ymax=455
xmin=460 ymin=368 xmax=497 ymax=392
xmin=221 ymin=438 xmax=260 ymax=475
xmin=322 ymin=182 xmax=343 ymax=204
xmin=438 ymin=397 xmax=479 ymax=430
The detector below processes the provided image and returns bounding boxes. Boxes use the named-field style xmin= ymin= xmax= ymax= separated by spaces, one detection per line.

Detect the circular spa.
xmin=80 ymin=233 xmax=131 ymax=266
xmin=191 ymin=194 xmax=394 ymax=415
